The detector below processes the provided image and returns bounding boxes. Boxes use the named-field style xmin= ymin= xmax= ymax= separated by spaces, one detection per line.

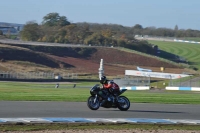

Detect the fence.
xmin=114 ymin=76 xmax=200 ymax=88
xmin=168 ymin=76 xmax=200 ymax=87
xmin=114 ymin=76 xmax=150 ymax=87
xmin=0 ymin=72 xmax=78 ymax=79
xmin=2 ymin=71 xmax=199 ymax=88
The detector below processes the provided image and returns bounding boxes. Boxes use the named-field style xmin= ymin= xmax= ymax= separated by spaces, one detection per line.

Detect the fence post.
xmin=148 ymin=75 xmax=150 ymax=86
xmin=6 ymin=72 xmax=8 ymax=78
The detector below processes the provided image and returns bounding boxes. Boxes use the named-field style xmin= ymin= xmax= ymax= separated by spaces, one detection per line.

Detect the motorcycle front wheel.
xmin=87 ymin=96 xmax=100 ymax=110
xmin=117 ymin=96 xmax=130 ymax=111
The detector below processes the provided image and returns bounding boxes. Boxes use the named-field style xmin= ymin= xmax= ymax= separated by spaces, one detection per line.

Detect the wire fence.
xmin=114 ymin=76 xmax=150 ymax=87
xmin=1 ymin=71 xmax=200 ymax=87
xmin=0 ymin=72 xmax=78 ymax=79
xmin=114 ymin=76 xmax=200 ymax=87
xmin=168 ymin=76 xmax=200 ymax=87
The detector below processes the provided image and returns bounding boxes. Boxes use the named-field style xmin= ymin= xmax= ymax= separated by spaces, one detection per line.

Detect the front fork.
xmin=94 ymin=94 xmax=98 ymax=103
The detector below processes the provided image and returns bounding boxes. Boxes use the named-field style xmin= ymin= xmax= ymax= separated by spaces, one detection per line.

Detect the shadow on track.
xmin=127 ymin=110 xmax=184 ymax=114
xmin=98 ymin=109 xmax=184 ymax=114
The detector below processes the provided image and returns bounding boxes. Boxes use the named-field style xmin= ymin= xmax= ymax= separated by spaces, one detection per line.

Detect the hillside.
xmin=0 ymin=43 xmax=193 ymax=77
xmin=148 ymin=40 xmax=200 ymax=71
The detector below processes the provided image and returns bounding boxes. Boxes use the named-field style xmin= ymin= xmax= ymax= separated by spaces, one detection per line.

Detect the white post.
xmin=98 ymin=59 xmax=104 ymax=79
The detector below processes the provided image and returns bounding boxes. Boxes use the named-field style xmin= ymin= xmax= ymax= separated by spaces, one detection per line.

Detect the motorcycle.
xmin=87 ymin=84 xmax=130 ymax=111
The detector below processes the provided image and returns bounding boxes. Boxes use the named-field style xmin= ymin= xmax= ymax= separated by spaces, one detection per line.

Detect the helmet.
xmin=100 ymin=76 xmax=107 ymax=84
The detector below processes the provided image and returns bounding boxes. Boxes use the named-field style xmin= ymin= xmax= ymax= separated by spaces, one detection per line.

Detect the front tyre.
xmin=117 ymin=96 xmax=130 ymax=111
xmin=87 ymin=96 xmax=100 ymax=110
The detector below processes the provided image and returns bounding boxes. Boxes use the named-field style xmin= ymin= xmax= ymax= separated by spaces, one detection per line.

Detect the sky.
xmin=0 ymin=0 xmax=200 ymax=30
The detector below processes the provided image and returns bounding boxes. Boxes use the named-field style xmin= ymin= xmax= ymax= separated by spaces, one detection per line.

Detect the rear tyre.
xmin=87 ymin=96 xmax=100 ymax=110
xmin=117 ymin=96 xmax=130 ymax=111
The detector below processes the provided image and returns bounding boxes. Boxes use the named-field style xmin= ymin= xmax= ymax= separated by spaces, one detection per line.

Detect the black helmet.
xmin=100 ymin=76 xmax=107 ymax=84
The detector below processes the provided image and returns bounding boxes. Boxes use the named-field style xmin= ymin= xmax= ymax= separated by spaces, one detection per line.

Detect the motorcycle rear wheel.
xmin=87 ymin=96 xmax=100 ymax=110
xmin=117 ymin=96 xmax=130 ymax=111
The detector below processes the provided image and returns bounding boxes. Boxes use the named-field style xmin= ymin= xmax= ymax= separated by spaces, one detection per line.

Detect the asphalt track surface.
xmin=0 ymin=101 xmax=200 ymax=120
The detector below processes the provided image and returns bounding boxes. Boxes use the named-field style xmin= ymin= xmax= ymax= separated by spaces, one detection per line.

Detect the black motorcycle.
xmin=87 ymin=84 xmax=130 ymax=111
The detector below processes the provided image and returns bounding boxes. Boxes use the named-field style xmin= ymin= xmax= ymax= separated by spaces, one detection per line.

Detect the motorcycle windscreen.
xmin=119 ymin=89 xmax=127 ymax=95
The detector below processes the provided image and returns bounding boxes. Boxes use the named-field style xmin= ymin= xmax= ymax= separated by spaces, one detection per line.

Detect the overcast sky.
xmin=0 ymin=0 xmax=199 ymax=30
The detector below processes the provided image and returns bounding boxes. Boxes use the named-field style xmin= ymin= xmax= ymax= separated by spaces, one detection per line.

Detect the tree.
xmin=42 ymin=12 xmax=70 ymax=27
xmin=101 ymin=29 xmax=113 ymax=38
xmin=174 ymin=25 xmax=179 ymax=31
xmin=58 ymin=16 xmax=70 ymax=26
xmin=20 ymin=21 xmax=41 ymax=41
xmin=133 ymin=24 xmax=143 ymax=29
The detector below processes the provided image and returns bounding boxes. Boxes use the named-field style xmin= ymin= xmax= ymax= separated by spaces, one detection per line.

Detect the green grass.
xmin=0 ymin=81 xmax=200 ymax=104
xmin=0 ymin=82 xmax=96 ymax=101
xmin=148 ymin=40 xmax=200 ymax=70
xmin=1 ymin=123 xmax=200 ymax=131
xmin=118 ymin=47 xmax=180 ymax=67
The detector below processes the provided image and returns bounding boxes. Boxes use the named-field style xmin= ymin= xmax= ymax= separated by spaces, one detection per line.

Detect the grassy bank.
xmin=148 ymin=40 xmax=200 ymax=70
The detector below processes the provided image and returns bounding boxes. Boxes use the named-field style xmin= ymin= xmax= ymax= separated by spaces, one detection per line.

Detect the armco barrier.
xmin=166 ymin=87 xmax=200 ymax=91
xmin=0 ymin=118 xmax=200 ymax=124
xmin=174 ymin=39 xmax=200 ymax=44
xmin=120 ymin=86 xmax=150 ymax=90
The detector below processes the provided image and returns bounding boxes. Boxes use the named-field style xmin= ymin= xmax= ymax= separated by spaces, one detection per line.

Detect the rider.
xmin=99 ymin=76 xmax=120 ymax=104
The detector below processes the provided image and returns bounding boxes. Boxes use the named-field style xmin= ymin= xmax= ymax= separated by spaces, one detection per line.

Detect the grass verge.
xmin=0 ymin=81 xmax=200 ymax=104
xmin=1 ymin=123 xmax=200 ymax=131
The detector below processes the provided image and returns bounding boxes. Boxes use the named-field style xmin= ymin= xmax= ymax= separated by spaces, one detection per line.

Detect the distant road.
xmin=0 ymin=101 xmax=200 ymax=119
xmin=135 ymin=37 xmax=175 ymax=42
xmin=1 ymin=38 xmax=174 ymax=46
xmin=0 ymin=39 xmax=89 ymax=47
xmin=1 ymin=37 xmax=199 ymax=47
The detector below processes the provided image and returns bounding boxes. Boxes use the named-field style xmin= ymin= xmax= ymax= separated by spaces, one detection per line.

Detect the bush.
xmin=189 ymin=66 xmax=198 ymax=71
